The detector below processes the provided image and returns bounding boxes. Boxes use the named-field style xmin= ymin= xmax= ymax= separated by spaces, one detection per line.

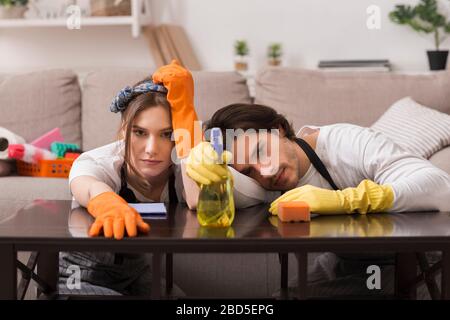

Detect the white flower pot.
xmin=234 ymin=56 xmax=249 ymax=71
xmin=0 ymin=5 xmax=27 ymax=19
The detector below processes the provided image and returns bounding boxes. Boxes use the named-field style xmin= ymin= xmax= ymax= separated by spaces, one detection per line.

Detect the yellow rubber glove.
xmin=269 ymin=179 xmax=394 ymax=216
xmin=309 ymin=214 xmax=393 ymax=237
xmin=185 ymin=141 xmax=233 ymax=186
xmin=87 ymin=192 xmax=151 ymax=240
xmin=152 ymin=60 xmax=200 ymax=158
xmin=269 ymin=214 xmax=393 ymax=237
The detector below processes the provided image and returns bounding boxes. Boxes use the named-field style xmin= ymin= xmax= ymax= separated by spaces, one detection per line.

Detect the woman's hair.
xmin=205 ymin=103 xmax=296 ymax=144
xmin=119 ymin=77 xmax=172 ymax=188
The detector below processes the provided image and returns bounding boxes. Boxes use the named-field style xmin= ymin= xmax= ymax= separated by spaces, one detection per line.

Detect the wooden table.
xmin=0 ymin=199 xmax=449 ymax=300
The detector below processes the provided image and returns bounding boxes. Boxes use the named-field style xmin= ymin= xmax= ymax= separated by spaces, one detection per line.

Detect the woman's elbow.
xmin=186 ymin=194 xmax=198 ymax=210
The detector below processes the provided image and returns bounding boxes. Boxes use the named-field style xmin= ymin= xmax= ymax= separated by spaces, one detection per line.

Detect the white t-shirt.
xmin=230 ymin=123 xmax=450 ymax=212
xmin=69 ymin=141 xmax=277 ymax=207
xmin=68 ymin=141 xmax=185 ymax=203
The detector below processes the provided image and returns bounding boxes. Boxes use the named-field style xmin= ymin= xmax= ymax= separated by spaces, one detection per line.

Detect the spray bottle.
xmin=197 ymin=128 xmax=235 ymax=227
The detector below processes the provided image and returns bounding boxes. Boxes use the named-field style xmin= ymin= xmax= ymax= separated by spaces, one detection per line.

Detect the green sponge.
xmin=51 ymin=142 xmax=81 ymax=158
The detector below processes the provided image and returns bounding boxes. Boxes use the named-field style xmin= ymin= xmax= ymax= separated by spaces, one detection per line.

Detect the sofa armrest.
xmin=429 ymin=147 xmax=450 ymax=175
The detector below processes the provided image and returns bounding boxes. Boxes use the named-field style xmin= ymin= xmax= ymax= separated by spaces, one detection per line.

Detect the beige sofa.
xmin=1 ymin=67 xmax=449 ymax=297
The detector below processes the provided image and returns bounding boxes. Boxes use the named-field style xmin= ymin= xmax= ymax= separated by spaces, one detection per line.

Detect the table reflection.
xmin=64 ymin=203 xmax=450 ymax=240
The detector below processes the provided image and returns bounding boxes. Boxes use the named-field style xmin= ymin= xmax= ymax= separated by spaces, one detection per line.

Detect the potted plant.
xmin=390 ymin=0 xmax=450 ymax=70
xmin=268 ymin=43 xmax=283 ymax=66
xmin=234 ymin=40 xmax=249 ymax=72
xmin=0 ymin=0 xmax=28 ymax=19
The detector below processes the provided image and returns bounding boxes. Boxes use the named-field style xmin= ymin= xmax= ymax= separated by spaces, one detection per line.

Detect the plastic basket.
xmin=16 ymin=158 xmax=74 ymax=178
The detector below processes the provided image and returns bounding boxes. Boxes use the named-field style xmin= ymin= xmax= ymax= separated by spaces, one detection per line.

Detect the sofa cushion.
xmin=0 ymin=70 xmax=82 ymax=146
xmin=255 ymin=67 xmax=450 ymax=132
xmin=371 ymin=97 xmax=450 ymax=159
xmin=0 ymin=177 xmax=71 ymax=201
xmin=429 ymin=147 xmax=450 ymax=175
xmin=81 ymin=69 xmax=251 ymax=151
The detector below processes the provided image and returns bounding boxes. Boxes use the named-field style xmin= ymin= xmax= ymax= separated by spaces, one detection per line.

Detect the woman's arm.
xmin=181 ymin=158 xmax=280 ymax=210
xmin=71 ymin=175 xmax=150 ymax=240
xmin=70 ymin=176 xmax=114 ymax=208
xmin=68 ymin=143 xmax=122 ymax=208
xmin=180 ymin=159 xmax=200 ymax=210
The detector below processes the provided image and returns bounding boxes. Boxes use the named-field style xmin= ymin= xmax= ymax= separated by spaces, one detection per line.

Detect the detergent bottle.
xmin=197 ymin=128 xmax=235 ymax=227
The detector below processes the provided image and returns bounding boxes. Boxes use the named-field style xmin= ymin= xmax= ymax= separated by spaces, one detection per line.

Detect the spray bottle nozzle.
xmin=210 ymin=128 xmax=223 ymax=160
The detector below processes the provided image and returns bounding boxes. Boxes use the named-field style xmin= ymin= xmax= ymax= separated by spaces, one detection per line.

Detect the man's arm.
xmin=361 ymin=129 xmax=450 ymax=212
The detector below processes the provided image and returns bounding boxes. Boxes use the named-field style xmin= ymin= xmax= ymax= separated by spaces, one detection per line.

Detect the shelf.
xmin=0 ymin=0 xmax=152 ymax=37
xmin=0 ymin=16 xmax=135 ymax=27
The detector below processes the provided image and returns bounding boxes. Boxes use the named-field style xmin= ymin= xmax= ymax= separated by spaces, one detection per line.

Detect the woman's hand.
xmin=186 ymin=141 xmax=233 ymax=186
xmin=152 ymin=60 xmax=194 ymax=108
xmin=87 ymin=192 xmax=150 ymax=240
xmin=152 ymin=60 xmax=199 ymax=158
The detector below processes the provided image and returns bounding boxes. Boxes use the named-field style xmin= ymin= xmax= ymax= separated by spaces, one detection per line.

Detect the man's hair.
xmin=205 ymin=103 xmax=296 ymax=142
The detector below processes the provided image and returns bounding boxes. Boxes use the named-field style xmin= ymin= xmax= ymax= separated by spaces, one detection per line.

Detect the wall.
xmin=0 ymin=0 xmax=447 ymax=73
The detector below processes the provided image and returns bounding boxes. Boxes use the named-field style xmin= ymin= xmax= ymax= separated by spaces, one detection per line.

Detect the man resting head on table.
xmin=183 ymin=103 xmax=450 ymax=215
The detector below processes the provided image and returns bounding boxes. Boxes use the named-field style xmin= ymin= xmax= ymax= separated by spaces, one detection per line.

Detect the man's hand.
xmin=269 ymin=180 xmax=394 ymax=216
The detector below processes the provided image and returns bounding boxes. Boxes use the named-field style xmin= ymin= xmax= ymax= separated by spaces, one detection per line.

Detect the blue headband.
xmin=110 ymin=81 xmax=168 ymax=113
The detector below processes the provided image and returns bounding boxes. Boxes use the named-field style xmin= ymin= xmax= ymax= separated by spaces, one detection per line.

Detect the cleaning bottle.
xmin=197 ymin=128 xmax=235 ymax=227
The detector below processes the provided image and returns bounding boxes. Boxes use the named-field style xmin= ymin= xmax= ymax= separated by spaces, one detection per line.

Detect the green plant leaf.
xmin=267 ymin=43 xmax=282 ymax=59
xmin=389 ymin=0 xmax=450 ymax=50
xmin=445 ymin=22 xmax=450 ymax=33
xmin=0 ymin=0 xmax=28 ymax=6
xmin=234 ymin=40 xmax=249 ymax=56
xmin=389 ymin=5 xmax=416 ymax=24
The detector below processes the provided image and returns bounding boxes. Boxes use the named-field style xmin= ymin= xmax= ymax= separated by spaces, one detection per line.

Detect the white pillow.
xmin=371 ymin=97 xmax=450 ymax=159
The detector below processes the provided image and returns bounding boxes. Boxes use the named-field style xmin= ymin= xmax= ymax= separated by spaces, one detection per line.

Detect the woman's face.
xmin=129 ymin=105 xmax=174 ymax=181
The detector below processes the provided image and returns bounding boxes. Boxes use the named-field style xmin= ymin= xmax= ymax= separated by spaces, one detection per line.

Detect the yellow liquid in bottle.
xmin=197 ymin=226 xmax=235 ymax=238
xmin=197 ymin=172 xmax=235 ymax=228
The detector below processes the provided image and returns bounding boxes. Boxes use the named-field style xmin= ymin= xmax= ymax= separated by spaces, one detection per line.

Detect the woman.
xmin=59 ymin=61 xmax=197 ymax=296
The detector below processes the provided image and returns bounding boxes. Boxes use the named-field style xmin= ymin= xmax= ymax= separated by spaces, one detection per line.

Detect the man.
xmin=183 ymin=103 xmax=450 ymax=298
xmin=185 ymin=103 xmax=450 ymax=213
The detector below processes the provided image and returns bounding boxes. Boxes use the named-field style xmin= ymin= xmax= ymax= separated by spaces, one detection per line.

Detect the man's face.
xmin=230 ymin=131 xmax=300 ymax=191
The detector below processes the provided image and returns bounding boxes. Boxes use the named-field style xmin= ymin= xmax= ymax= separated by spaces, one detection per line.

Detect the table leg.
xmin=295 ymin=252 xmax=307 ymax=300
xmin=279 ymin=253 xmax=289 ymax=299
xmin=37 ymin=251 xmax=59 ymax=299
xmin=442 ymin=248 xmax=450 ymax=300
xmin=17 ymin=252 xmax=39 ymax=300
xmin=395 ymin=252 xmax=417 ymax=299
xmin=0 ymin=244 xmax=17 ymax=300
xmin=416 ymin=252 xmax=441 ymax=300
xmin=152 ymin=252 xmax=162 ymax=300
xmin=166 ymin=253 xmax=173 ymax=295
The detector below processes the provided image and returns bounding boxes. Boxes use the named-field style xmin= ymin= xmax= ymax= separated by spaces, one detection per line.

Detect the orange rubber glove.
xmin=152 ymin=60 xmax=200 ymax=159
xmin=87 ymin=192 xmax=150 ymax=240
